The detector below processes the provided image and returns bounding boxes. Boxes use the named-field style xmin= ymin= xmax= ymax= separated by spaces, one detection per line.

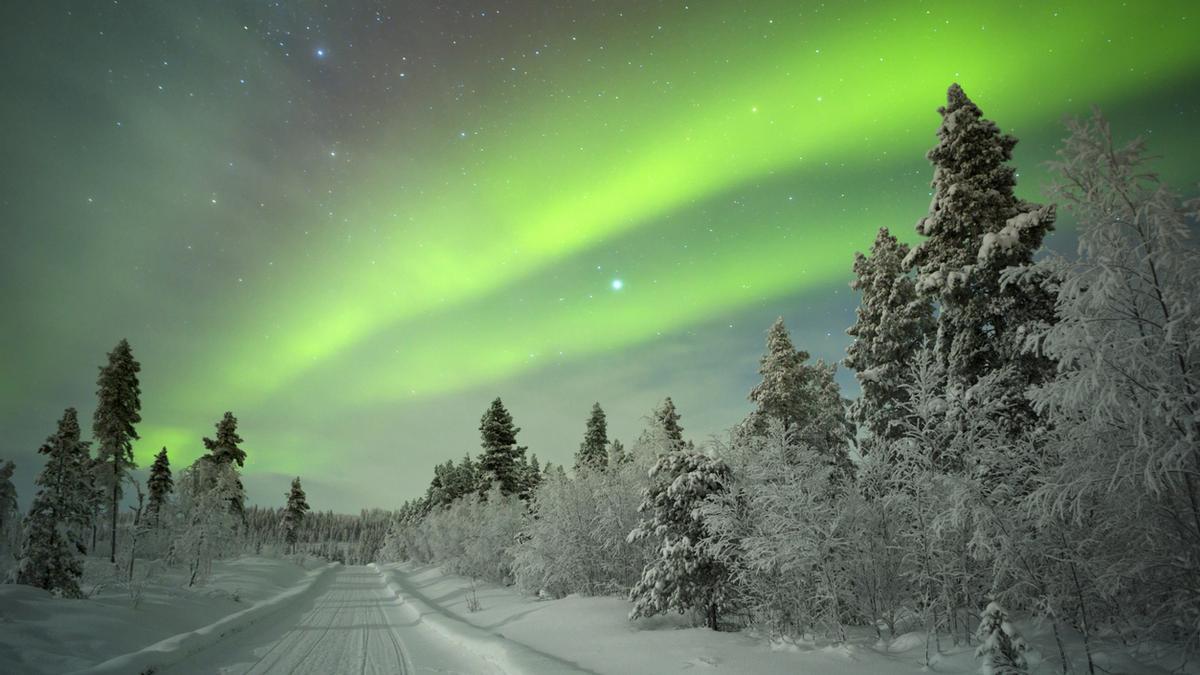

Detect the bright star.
xmin=611 ymin=279 xmax=624 ymax=291
xmin=315 ymin=48 xmax=326 ymax=58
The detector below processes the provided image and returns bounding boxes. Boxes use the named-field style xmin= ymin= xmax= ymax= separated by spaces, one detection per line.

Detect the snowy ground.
xmin=1 ymin=555 xmax=1193 ymax=674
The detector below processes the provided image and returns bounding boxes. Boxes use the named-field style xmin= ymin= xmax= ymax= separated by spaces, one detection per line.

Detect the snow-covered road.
xmin=165 ymin=565 xmax=503 ymax=674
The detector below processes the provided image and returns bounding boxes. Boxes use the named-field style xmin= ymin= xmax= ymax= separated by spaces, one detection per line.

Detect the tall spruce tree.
xmin=653 ymin=397 xmax=688 ymax=451
xmin=845 ymin=228 xmax=935 ymax=455
xmin=576 ymin=402 xmax=609 ymax=472
xmin=478 ymin=398 xmax=527 ymax=496
xmin=0 ymin=460 xmax=20 ymax=561
xmin=744 ymin=318 xmax=853 ymax=480
xmin=16 ymin=409 xmax=93 ymax=596
xmin=145 ymin=447 xmax=173 ymax=526
xmin=202 ymin=412 xmax=248 ymax=518
xmin=282 ymin=477 xmax=310 ymax=554
xmin=905 ymin=84 xmax=1056 ymax=400
xmin=93 ymin=338 xmax=142 ymax=563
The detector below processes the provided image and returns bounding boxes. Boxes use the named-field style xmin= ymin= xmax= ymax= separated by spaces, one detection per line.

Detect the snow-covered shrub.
xmin=975 ymin=602 xmax=1028 ymax=674
xmin=512 ymin=458 xmax=653 ymax=598
xmin=701 ymin=422 xmax=852 ymax=640
xmin=170 ymin=460 xmax=244 ymax=586
xmin=628 ymin=448 xmax=734 ymax=630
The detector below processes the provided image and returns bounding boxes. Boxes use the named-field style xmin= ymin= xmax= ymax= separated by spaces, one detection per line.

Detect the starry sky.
xmin=2 ymin=1 xmax=1199 ymax=512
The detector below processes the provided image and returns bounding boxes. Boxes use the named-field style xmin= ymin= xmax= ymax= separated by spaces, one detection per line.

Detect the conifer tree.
xmin=744 ymin=319 xmax=853 ymax=480
xmin=478 ymin=398 xmax=527 ymax=496
xmin=282 ymin=477 xmax=310 ymax=554
xmin=906 ymin=84 xmax=1056 ymax=398
xmin=93 ymin=338 xmax=142 ymax=563
xmin=145 ymin=447 xmax=173 ymax=526
xmin=0 ymin=460 xmax=19 ymax=560
xmin=608 ymin=439 xmax=629 ymax=466
xmin=202 ymin=412 xmax=247 ymax=518
xmin=576 ymin=402 xmax=609 ymax=472
xmin=628 ymin=450 xmax=733 ymax=629
xmin=975 ymin=602 xmax=1028 ymax=674
xmin=845 ymin=228 xmax=935 ymax=455
xmin=16 ymin=409 xmax=93 ymax=596
xmin=653 ymin=397 xmax=688 ymax=451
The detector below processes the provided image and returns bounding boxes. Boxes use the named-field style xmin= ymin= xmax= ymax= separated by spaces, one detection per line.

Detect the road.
xmin=166 ymin=565 xmax=503 ymax=674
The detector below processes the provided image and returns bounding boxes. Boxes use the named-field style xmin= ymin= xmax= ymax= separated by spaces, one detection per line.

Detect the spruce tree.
xmin=478 ymin=397 xmax=527 ymax=496
xmin=93 ymin=338 xmax=142 ymax=563
xmin=282 ymin=477 xmax=310 ymax=554
xmin=845 ymin=228 xmax=935 ymax=455
xmin=628 ymin=450 xmax=734 ymax=629
xmin=0 ymin=460 xmax=19 ymax=560
xmin=975 ymin=602 xmax=1028 ymax=674
xmin=608 ymin=439 xmax=628 ymax=466
xmin=744 ymin=319 xmax=853 ymax=480
xmin=575 ymin=402 xmax=609 ymax=472
xmin=202 ymin=412 xmax=248 ymax=518
xmin=906 ymin=84 xmax=1056 ymax=398
xmin=16 ymin=409 xmax=93 ymax=596
xmin=653 ymin=397 xmax=687 ymax=451
xmin=145 ymin=447 xmax=173 ymax=526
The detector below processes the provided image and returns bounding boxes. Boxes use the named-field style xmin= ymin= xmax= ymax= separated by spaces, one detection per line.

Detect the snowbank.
xmin=0 ymin=555 xmax=333 ymax=675
xmin=375 ymin=562 xmax=967 ymax=674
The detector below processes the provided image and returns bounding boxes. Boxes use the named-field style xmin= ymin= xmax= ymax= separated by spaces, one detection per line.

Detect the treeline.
xmin=377 ymin=85 xmax=1200 ymax=674
xmin=0 ymin=347 xmax=318 ymax=593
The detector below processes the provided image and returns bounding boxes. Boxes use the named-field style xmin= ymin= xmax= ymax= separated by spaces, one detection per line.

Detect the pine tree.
xmin=16 ymin=409 xmax=93 ymax=596
xmin=93 ymin=338 xmax=142 ymax=563
xmin=628 ymin=450 xmax=733 ymax=629
xmin=145 ymin=447 xmax=173 ymax=526
xmin=845 ymin=228 xmax=935 ymax=455
xmin=478 ymin=398 xmax=527 ymax=496
xmin=576 ymin=402 xmax=609 ymax=472
xmin=653 ymin=397 xmax=689 ymax=451
xmin=203 ymin=411 xmax=247 ymax=467
xmin=975 ymin=602 xmax=1028 ymax=675
xmin=744 ymin=319 xmax=853 ymax=481
xmin=282 ymin=477 xmax=310 ymax=554
xmin=0 ymin=460 xmax=20 ymax=561
xmin=201 ymin=412 xmax=247 ymax=518
xmin=608 ymin=439 xmax=629 ymax=466
xmin=906 ymin=84 xmax=1056 ymax=398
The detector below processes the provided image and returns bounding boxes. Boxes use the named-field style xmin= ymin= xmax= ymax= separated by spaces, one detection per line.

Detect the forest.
xmin=2 ymin=84 xmax=1198 ymax=674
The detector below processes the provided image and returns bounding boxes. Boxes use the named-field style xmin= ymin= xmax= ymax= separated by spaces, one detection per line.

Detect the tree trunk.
xmin=110 ymin=461 xmax=119 ymax=564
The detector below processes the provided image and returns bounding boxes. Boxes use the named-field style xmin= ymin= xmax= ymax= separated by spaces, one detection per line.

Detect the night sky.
xmin=3 ymin=1 xmax=1198 ymax=512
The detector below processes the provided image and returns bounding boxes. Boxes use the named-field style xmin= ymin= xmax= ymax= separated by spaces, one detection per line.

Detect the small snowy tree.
xmin=975 ymin=602 xmax=1028 ymax=675
xmin=575 ymin=402 xmax=609 ymax=472
xmin=16 ymin=409 xmax=94 ymax=596
xmin=628 ymin=449 xmax=733 ymax=629
xmin=145 ymin=447 xmax=173 ymax=527
xmin=93 ymin=338 xmax=142 ymax=563
xmin=282 ymin=477 xmax=310 ymax=554
xmin=172 ymin=460 xmax=242 ymax=586
xmin=478 ymin=398 xmax=527 ymax=496
xmin=845 ymin=227 xmax=935 ymax=456
xmin=201 ymin=412 xmax=248 ymax=519
xmin=0 ymin=460 xmax=19 ymax=565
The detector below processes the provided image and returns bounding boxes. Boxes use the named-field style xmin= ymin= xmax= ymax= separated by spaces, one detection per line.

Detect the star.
xmin=315 ymin=47 xmax=327 ymax=58
xmin=611 ymin=279 xmax=624 ymax=291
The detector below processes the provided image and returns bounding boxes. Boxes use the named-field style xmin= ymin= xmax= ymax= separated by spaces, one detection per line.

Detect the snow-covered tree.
xmin=16 ymin=409 xmax=94 ymax=596
xmin=145 ymin=447 xmax=173 ymax=527
xmin=628 ymin=449 xmax=733 ymax=629
xmin=201 ymin=412 xmax=247 ymax=519
xmin=0 ymin=460 xmax=19 ymax=564
xmin=1028 ymin=110 xmax=1200 ymax=643
xmin=478 ymin=397 xmax=527 ymax=496
xmin=575 ymin=402 xmax=609 ymax=472
xmin=701 ymin=422 xmax=852 ymax=639
xmin=93 ymin=338 xmax=142 ymax=563
xmin=906 ymin=84 xmax=1056 ymax=405
xmin=282 ymin=477 xmax=310 ymax=554
xmin=173 ymin=459 xmax=243 ymax=586
xmin=651 ymin=397 xmax=688 ymax=451
xmin=743 ymin=318 xmax=853 ymax=482
xmin=845 ymin=228 xmax=935 ymax=455
xmin=608 ymin=439 xmax=629 ymax=467
xmin=514 ymin=455 xmax=652 ymax=598
xmin=975 ymin=602 xmax=1028 ymax=675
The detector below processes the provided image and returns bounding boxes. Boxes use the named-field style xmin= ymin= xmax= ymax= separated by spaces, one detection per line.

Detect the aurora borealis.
xmin=3 ymin=1 xmax=1199 ymax=511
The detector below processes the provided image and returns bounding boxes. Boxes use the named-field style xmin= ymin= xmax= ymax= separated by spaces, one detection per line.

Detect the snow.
xmin=0 ymin=555 xmax=332 ymax=674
